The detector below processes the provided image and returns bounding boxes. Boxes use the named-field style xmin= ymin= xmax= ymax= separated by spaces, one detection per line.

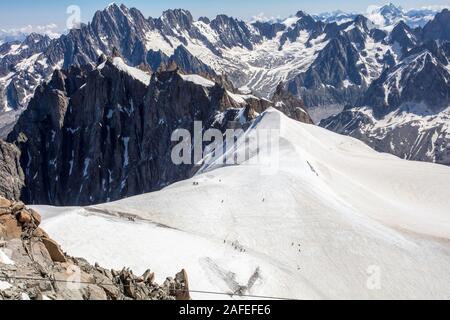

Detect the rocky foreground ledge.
xmin=0 ymin=197 xmax=190 ymax=300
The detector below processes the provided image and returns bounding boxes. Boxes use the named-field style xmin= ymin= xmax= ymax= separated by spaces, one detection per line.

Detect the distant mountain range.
xmin=0 ymin=2 xmax=449 ymax=176
xmin=1 ymin=51 xmax=311 ymax=205
xmin=313 ymin=3 xmax=448 ymax=29
xmin=0 ymin=24 xmax=60 ymax=45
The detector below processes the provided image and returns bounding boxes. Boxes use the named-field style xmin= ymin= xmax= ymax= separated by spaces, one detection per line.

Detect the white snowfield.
xmin=38 ymin=108 xmax=450 ymax=300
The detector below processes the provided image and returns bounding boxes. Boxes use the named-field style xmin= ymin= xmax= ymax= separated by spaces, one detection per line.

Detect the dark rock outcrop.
xmin=0 ymin=197 xmax=190 ymax=300
xmin=272 ymin=83 xmax=314 ymax=124
xmin=0 ymin=140 xmax=24 ymax=200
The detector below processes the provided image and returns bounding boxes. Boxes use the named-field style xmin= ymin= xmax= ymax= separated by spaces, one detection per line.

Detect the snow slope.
xmin=99 ymin=57 xmax=151 ymax=85
xmin=315 ymin=3 xmax=447 ymax=30
xmin=180 ymin=74 xmax=215 ymax=88
xmin=38 ymin=108 xmax=450 ymax=300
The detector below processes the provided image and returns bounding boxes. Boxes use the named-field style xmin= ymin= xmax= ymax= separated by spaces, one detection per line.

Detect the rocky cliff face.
xmin=0 ymin=140 xmax=24 ymax=201
xmin=321 ymin=107 xmax=450 ymax=165
xmin=0 ymin=197 xmax=190 ymax=300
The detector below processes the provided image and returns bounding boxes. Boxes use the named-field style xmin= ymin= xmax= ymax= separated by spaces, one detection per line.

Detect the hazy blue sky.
xmin=0 ymin=0 xmax=449 ymax=31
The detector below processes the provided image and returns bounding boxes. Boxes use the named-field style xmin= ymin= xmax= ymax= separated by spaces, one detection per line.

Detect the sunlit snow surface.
xmin=98 ymin=57 xmax=151 ymax=85
xmin=38 ymin=109 xmax=450 ymax=300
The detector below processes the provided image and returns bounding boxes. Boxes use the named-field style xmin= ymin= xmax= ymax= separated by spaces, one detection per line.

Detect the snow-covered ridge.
xmin=38 ymin=109 xmax=450 ymax=299
xmin=180 ymin=74 xmax=215 ymax=88
xmin=98 ymin=57 xmax=151 ymax=86
xmin=351 ymin=105 xmax=450 ymax=132
xmin=179 ymin=73 xmax=267 ymax=107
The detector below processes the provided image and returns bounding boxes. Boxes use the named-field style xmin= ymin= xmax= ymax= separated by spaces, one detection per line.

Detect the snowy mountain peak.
xmin=353 ymin=14 xmax=371 ymax=31
xmin=93 ymin=2 xmax=134 ymax=27
xmin=104 ymin=2 xmax=129 ymax=16
xmin=295 ymin=11 xmax=309 ymax=18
